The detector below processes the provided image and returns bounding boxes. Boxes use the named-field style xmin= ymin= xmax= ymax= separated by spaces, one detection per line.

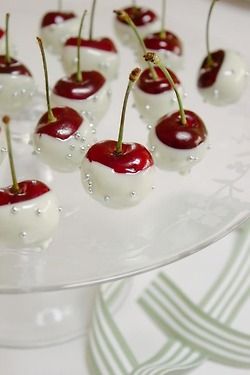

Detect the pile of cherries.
xmin=0 ymin=0 xmax=248 ymax=251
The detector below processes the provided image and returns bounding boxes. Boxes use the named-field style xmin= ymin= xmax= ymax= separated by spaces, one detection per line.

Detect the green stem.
xmin=115 ymin=10 xmax=158 ymax=81
xmin=115 ymin=68 xmax=141 ymax=154
xmin=5 ymin=13 xmax=11 ymax=64
xmin=206 ymin=0 xmax=218 ymax=66
xmin=145 ymin=53 xmax=186 ymax=125
xmin=160 ymin=0 xmax=167 ymax=39
xmin=76 ymin=10 xmax=87 ymax=82
xmin=58 ymin=0 xmax=62 ymax=12
xmin=89 ymin=0 xmax=97 ymax=40
xmin=2 ymin=116 xmax=20 ymax=194
xmin=36 ymin=37 xmax=56 ymax=123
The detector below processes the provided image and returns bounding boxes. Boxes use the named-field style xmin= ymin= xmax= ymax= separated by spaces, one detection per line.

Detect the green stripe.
xmin=95 ymin=299 xmax=128 ymax=374
xmin=99 ymin=293 xmax=138 ymax=368
xmin=86 ymin=341 xmax=103 ymax=375
xmin=159 ymin=274 xmax=250 ymax=345
xmin=139 ymin=290 xmax=250 ymax=367
xmin=226 ymin=287 xmax=250 ymax=324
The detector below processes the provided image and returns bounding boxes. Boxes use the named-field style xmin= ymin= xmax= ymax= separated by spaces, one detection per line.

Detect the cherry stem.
xmin=58 ymin=0 xmax=62 ymax=12
xmin=76 ymin=10 xmax=87 ymax=82
xmin=89 ymin=0 xmax=97 ymax=40
xmin=115 ymin=68 xmax=141 ymax=155
xmin=144 ymin=52 xmax=187 ymax=126
xmin=36 ymin=37 xmax=56 ymax=123
xmin=2 ymin=116 xmax=20 ymax=194
xmin=160 ymin=0 xmax=167 ymax=39
xmin=206 ymin=0 xmax=219 ymax=66
xmin=5 ymin=13 xmax=11 ymax=64
xmin=114 ymin=10 xmax=158 ymax=81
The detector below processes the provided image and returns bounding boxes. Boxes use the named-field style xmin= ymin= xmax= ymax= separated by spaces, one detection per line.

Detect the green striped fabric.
xmin=87 ymin=226 xmax=250 ymax=374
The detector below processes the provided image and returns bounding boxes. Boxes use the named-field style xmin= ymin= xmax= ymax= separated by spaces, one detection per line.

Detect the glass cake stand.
xmin=0 ymin=0 xmax=249 ymax=347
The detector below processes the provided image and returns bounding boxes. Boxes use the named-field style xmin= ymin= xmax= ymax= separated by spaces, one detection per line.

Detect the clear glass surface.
xmin=0 ymin=0 xmax=249 ymax=293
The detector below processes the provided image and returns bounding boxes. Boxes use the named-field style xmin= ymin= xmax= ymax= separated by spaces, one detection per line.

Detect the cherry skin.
xmin=144 ymin=31 xmax=182 ymax=56
xmin=132 ymin=66 xmax=183 ymax=124
xmin=0 ymin=28 xmax=4 ymax=39
xmin=52 ymin=71 xmax=106 ymax=100
xmin=86 ymin=140 xmax=153 ymax=173
xmin=0 ymin=180 xmax=50 ymax=206
xmin=116 ymin=6 xmax=157 ymax=27
xmin=148 ymin=110 xmax=208 ymax=174
xmin=35 ymin=106 xmax=83 ymax=140
xmin=198 ymin=50 xmax=224 ymax=89
xmin=0 ymin=56 xmax=32 ymax=76
xmin=41 ymin=11 xmax=76 ymax=28
xmin=155 ymin=110 xmax=207 ymax=149
xmin=64 ymin=37 xmax=117 ymax=53
xmin=137 ymin=66 xmax=180 ymax=94
xmin=51 ymin=71 xmax=110 ymax=124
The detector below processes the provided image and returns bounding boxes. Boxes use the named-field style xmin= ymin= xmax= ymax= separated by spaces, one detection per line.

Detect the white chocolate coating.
xmin=51 ymin=82 xmax=111 ymax=125
xmin=40 ymin=17 xmax=79 ymax=55
xmin=137 ymin=49 xmax=184 ymax=72
xmin=0 ymin=74 xmax=36 ymax=114
xmin=133 ymin=83 xmax=184 ymax=125
xmin=33 ymin=121 xmax=96 ymax=173
xmin=0 ymin=125 xmax=6 ymax=166
xmin=62 ymin=45 xmax=119 ymax=81
xmin=0 ymin=191 xmax=59 ymax=249
xmin=81 ymin=159 xmax=155 ymax=208
xmin=113 ymin=18 xmax=159 ymax=48
xmin=149 ymin=128 xmax=209 ymax=174
xmin=199 ymin=49 xmax=249 ymax=106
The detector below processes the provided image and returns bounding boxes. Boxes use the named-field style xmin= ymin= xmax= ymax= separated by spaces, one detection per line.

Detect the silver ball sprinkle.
xmin=36 ymin=209 xmax=42 ymax=216
xmin=1 ymin=147 xmax=7 ymax=153
xmin=104 ymin=195 xmax=110 ymax=202
xmin=58 ymin=207 xmax=63 ymax=213
xmin=188 ymin=155 xmax=199 ymax=161
xmin=11 ymin=206 xmax=19 ymax=214
xmin=130 ymin=191 xmax=136 ymax=198
xmin=80 ymin=146 xmax=85 ymax=152
xmin=147 ymin=124 xmax=152 ymax=130
xmin=145 ymin=104 xmax=150 ymax=110
xmin=19 ymin=231 xmax=27 ymax=239
xmin=74 ymin=132 xmax=81 ymax=140
xmin=69 ymin=144 xmax=75 ymax=151
xmin=66 ymin=153 xmax=72 ymax=159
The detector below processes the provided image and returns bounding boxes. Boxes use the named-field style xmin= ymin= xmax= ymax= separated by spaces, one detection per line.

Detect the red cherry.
xmin=155 ymin=110 xmax=207 ymax=149
xmin=0 ymin=180 xmax=50 ymax=206
xmin=198 ymin=49 xmax=224 ymax=88
xmin=86 ymin=140 xmax=153 ymax=173
xmin=65 ymin=36 xmax=117 ymax=53
xmin=137 ymin=66 xmax=180 ymax=94
xmin=35 ymin=106 xmax=83 ymax=140
xmin=41 ymin=11 xmax=76 ymax=28
xmin=0 ymin=28 xmax=4 ymax=39
xmin=53 ymin=71 xmax=106 ymax=100
xmin=0 ymin=56 xmax=32 ymax=76
xmin=116 ymin=6 xmax=157 ymax=27
xmin=144 ymin=31 xmax=182 ymax=56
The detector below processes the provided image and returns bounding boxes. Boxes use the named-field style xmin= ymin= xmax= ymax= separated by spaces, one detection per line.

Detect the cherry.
xmin=0 ymin=28 xmax=4 ymax=39
xmin=86 ymin=140 xmax=153 ymax=173
xmin=35 ymin=106 xmax=83 ymax=140
xmin=155 ymin=110 xmax=207 ymax=149
xmin=145 ymin=52 xmax=208 ymax=173
xmin=0 ymin=116 xmax=60 ymax=249
xmin=0 ymin=180 xmax=50 ymax=206
xmin=52 ymin=71 xmax=105 ymax=100
xmin=41 ymin=11 xmax=76 ymax=28
xmin=0 ymin=14 xmax=35 ymax=114
xmin=52 ymin=12 xmax=109 ymax=123
xmin=144 ymin=32 xmax=182 ymax=56
xmin=198 ymin=49 xmax=224 ymax=88
xmin=116 ymin=6 xmax=157 ymax=27
xmin=197 ymin=0 xmax=248 ymax=105
xmin=33 ymin=37 xmax=95 ymax=173
xmin=81 ymin=68 xmax=155 ymax=208
xmin=137 ymin=66 xmax=180 ymax=94
xmin=62 ymin=1 xmax=119 ymax=80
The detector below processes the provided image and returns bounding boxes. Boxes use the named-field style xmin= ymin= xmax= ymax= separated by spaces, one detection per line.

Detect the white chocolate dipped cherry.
xmin=33 ymin=37 xmax=95 ymax=173
xmin=146 ymin=53 xmax=208 ymax=174
xmin=197 ymin=0 xmax=248 ymax=106
xmin=0 ymin=14 xmax=36 ymax=114
xmin=138 ymin=0 xmax=183 ymax=72
xmin=115 ymin=10 xmax=183 ymax=125
xmin=51 ymin=12 xmax=110 ymax=125
xmin=81 ymin=68 xmax=155 ymax=209
xmin=40 ymin=1 xmax=79 ymax=55
xmin=62 ymin=0 xmax=119 ymax=81
xmin=114 ymin=4 xmax=158 ymax=47
xmin=0 ymin=116 xmax=59 ymax=250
